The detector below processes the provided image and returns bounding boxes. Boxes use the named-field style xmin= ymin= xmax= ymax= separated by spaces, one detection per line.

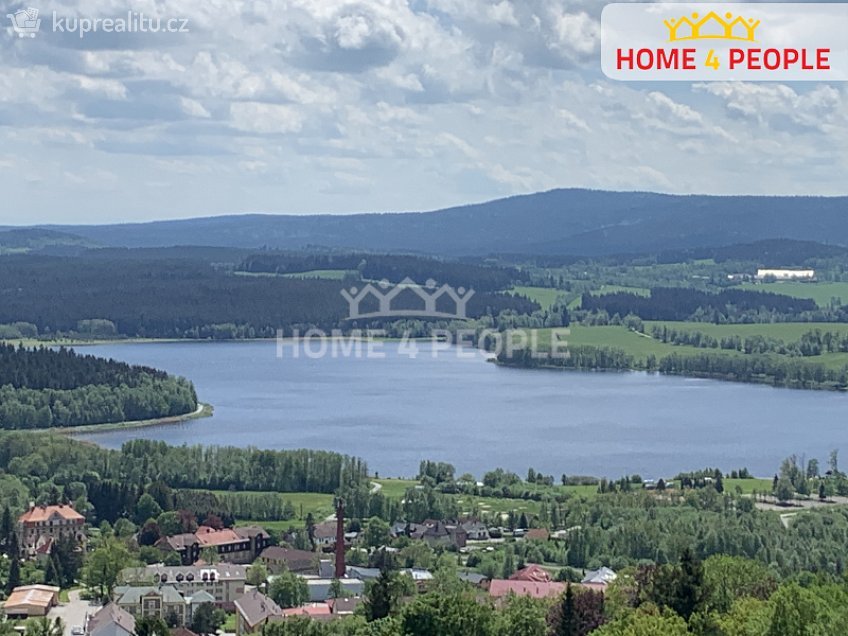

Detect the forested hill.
xmin=0 ymin=345 xmax=197 ymax=429
xmin=41 ymin=189 xmax=848 ymax=256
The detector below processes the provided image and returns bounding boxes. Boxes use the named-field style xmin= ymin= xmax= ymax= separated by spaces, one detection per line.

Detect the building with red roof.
xmin=18 ymin=504 xmax=85 ymax=559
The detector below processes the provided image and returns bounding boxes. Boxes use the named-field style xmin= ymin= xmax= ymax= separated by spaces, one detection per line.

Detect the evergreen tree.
xmin=366 ymin=557 xmax=397 ymax=621
xmin=557 ymin=584 xmax=579 ymax=636
xmin=0 ymin=506 xmax=12 ymax=555
xmin=6 ymin=534 xmax=21 ymax=593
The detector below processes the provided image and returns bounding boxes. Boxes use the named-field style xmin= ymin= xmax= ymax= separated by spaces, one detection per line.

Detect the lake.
xmin=76 ymin=340 xmax=848 ymax=480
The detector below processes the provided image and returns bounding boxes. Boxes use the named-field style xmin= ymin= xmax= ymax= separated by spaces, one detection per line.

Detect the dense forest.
xmin=0 ymin=345 xmax=197 ymax=429
xmin=0 ymin=254 xmax=535 ymax=338
xmin=239 ymin=252 xmax=527 ymax=291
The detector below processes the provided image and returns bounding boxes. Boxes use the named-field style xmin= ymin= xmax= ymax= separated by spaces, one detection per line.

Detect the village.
xmin=1 ymin=501 xmax=618 ymax=635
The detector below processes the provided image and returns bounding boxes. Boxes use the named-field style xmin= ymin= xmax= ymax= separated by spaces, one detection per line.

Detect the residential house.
xmin=86 ymin=603 xmax=136 ymax=636
xmin=233 ymin=590 xmax=283 ymax=636
xmin=258 ymin=547 xmax=318 ymax=575
xmin=156 ymin=526 xmax=270 ymax=565
xmin=581 ymin=567 xmax=617 ymax=592
xmin=488 ymin=580 xmax=566 ymax=600
xmin=18 ymin=504 xmax=86 ymax=559
xmin=458 ymin=571 xmax=490 ymax=589
xmin=113 ymin=585 xmax=214 ymax=626
xmin=400 ymin=569 xmax=433 ymax=593
xmin=304 ymin=578 xmax=364 ymax=602
xmin=281 ymin=604 xmax=332 ymax=621
xmin=2 ymin=585 xmax=60 ymax=618
xmin=407 ymin=521 xmax=467 ymax=549
xmin=119 ymin=564 xmax=247 ymax=609
xmin=311 ymin=523 xmax=339 ymax=550
xmin=460 ymin=520 xmax=490 ymax=541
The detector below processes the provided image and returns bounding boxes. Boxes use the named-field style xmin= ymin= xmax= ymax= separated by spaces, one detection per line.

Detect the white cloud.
xmin=229 ymin=103 xmax=304 ymax=134
xmin=0 ymin=0 xmax=844 ymax=222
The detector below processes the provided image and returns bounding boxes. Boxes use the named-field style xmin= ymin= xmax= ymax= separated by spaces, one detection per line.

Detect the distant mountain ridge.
xmin=35 ymin=189 xmax=848 ymax=256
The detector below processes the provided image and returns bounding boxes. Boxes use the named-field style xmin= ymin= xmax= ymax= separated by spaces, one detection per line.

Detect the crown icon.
xmin=664 ymin=11 xmax=760 ymax=42
xmin=341 ymin=277 xmax=475 ymax=320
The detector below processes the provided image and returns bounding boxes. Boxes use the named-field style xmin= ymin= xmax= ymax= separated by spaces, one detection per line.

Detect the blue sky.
xmin=1 ymin=0 xmax=846 ymax=224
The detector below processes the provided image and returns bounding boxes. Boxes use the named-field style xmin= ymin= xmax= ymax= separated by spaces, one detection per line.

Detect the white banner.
xmin=601 ymin=3 xmax=848 ymax=81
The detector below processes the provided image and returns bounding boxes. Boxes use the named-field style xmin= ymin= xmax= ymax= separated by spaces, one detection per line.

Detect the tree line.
xmin=499 ymin=344 xmax=848 ymax=390
xmin=582 ymin=287 xmax=821 ymax=322
xmin=652 ymin=325 xmax=848 ymax=357
xmin=239 ymin=252 xmax=528 ymax=292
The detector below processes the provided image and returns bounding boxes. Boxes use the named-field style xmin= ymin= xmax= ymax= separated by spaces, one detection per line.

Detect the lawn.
xmin=738 ymin=281 xmax=848 ymax=308
xmin=373 ymin=478 xmax=418 ymax=499
xmin=725 ymin=478 xmax=773 ymax=494
xmin=508 ymin=286 xmax=564 ymax=310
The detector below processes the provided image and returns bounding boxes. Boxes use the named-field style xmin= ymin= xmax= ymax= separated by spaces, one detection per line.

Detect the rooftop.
xmin=19 ymin=505 xmax=84 ymax=524
xmin=489 ymin=579 xmax=565 ymax=599
xmin=234 ymin=590 xmax=283 ymax=628
xmin=87 ymin=603 xmax=136 ymax=636
xmin=3 ymin=585 xmax=60 ymax=610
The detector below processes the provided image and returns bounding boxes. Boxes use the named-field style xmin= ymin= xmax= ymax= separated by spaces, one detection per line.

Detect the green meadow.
xmin=739 ymin=281 xmax=848 ymax=308
xmin=508 ymin=286 xmax=564 ymax=310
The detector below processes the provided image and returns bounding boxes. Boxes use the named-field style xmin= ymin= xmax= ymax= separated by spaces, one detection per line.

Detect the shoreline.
xmin=495 ymin=360 xmax=848 ymax=393
xmin=42 ymin=402 xmax=213 ymax=436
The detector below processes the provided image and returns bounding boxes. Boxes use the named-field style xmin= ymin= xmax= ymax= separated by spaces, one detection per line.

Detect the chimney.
xmin=334 ymin=499 xmax=345 ymax=579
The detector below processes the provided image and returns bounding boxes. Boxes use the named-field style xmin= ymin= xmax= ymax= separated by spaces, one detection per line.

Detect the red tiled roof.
xmin=509 ymin=565 xmax=551 ymax=582
xmin=19 ymin=505 xmax=84 ymax=524
xmin=196 ymin=528 xmax=242 ymax=547
xmin=525 ymin=529 xmax=550 ymax=541
xmin=281 ymin=604 xmax=331 ymax=618
xmin=489 ymin=579 xmax=565 ymax=599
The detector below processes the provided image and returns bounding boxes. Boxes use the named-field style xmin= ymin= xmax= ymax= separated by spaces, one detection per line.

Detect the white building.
xmin=756 ymin=269 xmax=815 ymax=281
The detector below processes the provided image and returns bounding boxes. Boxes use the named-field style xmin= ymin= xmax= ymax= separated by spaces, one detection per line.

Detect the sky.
xmin=0 ymin=0 xmax=846 ymax=225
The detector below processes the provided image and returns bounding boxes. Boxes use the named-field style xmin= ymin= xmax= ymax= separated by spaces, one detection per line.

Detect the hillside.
xmin=35 ymin=189 xmax=848 ymax=256
xmin=0 ymin=228 xmax=96 ymax=254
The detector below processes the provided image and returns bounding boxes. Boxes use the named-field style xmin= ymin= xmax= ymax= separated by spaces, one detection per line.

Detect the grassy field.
xmin=725 ymin=478 xmax=773 ymax=494
xmin=523 ymin=323 xmax=848 ymax=371
xmin=591 ymin=285 xmax=651 ymax=297
xmin=739 ymin=282 xmax=848 ymax=308
xmin=374 ymin=478 xmax=418 ymax=499
xmin=508 ymin=286 xmax=563 ymax=310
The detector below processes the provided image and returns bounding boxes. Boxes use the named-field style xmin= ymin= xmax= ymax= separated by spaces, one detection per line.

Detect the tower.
xmin=335 ymin=498 xmax=345 ymax=579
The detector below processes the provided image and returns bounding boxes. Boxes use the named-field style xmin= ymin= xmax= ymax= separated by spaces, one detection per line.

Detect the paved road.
xmin=49 ymin=590 xmax=99 ymax=636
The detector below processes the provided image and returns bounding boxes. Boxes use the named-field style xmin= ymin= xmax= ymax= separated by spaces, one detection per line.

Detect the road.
xmin=49 ymin=590 xmax=99 ymax=636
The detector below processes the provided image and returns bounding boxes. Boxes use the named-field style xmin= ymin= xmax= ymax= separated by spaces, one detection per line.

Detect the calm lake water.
xmin=76 ymin=341 xmax=848 ymax=480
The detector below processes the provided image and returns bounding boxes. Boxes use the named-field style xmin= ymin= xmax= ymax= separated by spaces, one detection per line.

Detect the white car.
xmin=71 ymin=627 xmax=84 ymax=636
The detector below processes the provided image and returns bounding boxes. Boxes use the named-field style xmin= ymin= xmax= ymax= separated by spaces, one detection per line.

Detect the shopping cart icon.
xmin=7 ymin=7 xmax=41 ymax=38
